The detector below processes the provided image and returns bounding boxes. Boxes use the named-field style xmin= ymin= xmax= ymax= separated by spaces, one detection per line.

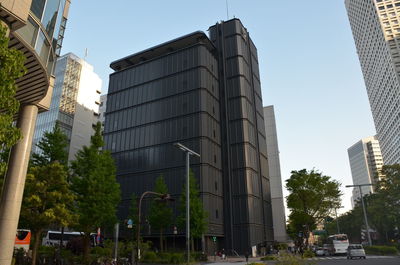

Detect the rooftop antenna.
xmin=226 ymin=0 xmax=229 ymax=20
xmin=84 ymin=48 xmax=88 ymax=60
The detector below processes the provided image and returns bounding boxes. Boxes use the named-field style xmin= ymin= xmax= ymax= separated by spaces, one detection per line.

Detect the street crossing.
xmin=311 ymin=255 xmax=397 ymax=260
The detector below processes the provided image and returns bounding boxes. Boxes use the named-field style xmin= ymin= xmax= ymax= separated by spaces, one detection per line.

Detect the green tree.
xmin=0 ymin=23 xmax=26 ymax=193
xmin=148 ymin=175 xmax=173 ymax=252
xmin=70 ymin=122 xmax=120 ymax=263
xmin=31 ymin=123 xmax=69 ymax=166
xmin=177 ymin=170 xmax=208 ymax=251
xmin=19 ymin=162 xmax=75 ymax=265
xmin=286 ymin=169 xmax=342 ymax=247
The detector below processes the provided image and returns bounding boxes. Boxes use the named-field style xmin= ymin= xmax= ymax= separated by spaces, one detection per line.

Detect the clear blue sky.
xmin=62 ymin=0 xmax=376 ymax=214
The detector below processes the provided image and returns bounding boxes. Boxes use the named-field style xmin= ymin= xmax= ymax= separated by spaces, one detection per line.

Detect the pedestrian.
xmin=245 ymin=251 xmax=249 ymax=264
xmin=221 ymin=248 xmax=226 ymax=260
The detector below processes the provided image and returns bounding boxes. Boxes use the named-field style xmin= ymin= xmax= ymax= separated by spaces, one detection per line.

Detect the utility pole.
xmin=345 ymin=184 xmax=373 ymax=246
xmin=173 ymin=143 xmax=200 ymax=265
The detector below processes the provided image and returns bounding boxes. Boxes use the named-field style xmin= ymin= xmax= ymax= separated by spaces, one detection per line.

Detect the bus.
xmin=326 ymin=234 xmax=349 ymax=255
xmin=15 ymin=229 xmax=31 ymax=251
xmin=42 ymin=231 xmax=98 ymax=247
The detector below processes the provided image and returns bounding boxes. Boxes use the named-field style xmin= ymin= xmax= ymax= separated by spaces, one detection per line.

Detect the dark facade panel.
xmin=106 ymin=18 xmax=274 ymax=255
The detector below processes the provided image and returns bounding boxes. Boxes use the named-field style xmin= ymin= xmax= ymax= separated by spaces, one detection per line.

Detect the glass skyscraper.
xmin=105 ymin=19 xmax=274 ymax=254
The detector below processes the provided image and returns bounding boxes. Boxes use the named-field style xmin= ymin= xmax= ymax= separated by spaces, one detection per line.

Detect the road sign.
xmin=212 ymin=236 xmax=217 ymax=242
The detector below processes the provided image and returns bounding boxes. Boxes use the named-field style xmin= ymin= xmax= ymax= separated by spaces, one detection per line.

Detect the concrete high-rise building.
xmin=347 ymin=136 xmax=384 ymax=207
xmin=99 ymin=94 xmax=107 ymax=126
xmin=0 ymin=1 xmax=70 ymax=264
xmin=345 ymin=0 xmax=400 ymax=165
xmin=104 ymin=19 xmax=274 ymax=254
xmin=263 ymin=106 xmax=287 ymax=243
xmin=32 ymin=53 xmax=102 ymax=161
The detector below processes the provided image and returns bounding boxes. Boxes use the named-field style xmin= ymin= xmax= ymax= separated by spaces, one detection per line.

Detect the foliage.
xmin=261 ymin=255 xmax=278 ymax=260
xmin=31 ymin=123 xmax=69 ymax=167
xmin=364 ymin=245 xmax=398 ymax=256
xmin=302 ymin=249 xmax=315 ymax=258
xmin=148 ymin=175 xmax=173 ymax=252
xmin=0 ymin=23 xmax=26 ymax=193
xmin=128 ymin=193 xmax=139 ymax=238
xmin=142 ymin=251 xmax=158 ymax=263
xmin=19 ymin=162 xmax=75 ymax=265
xmin=177 ymin=170 xmax=208 ymax=248
xmin=325 ymin=164 xmax=400 ymax=245
xmin=324 ymin=208 xmax=363 ymax=243
xmin=70 ymin=122 xmax=120 ymax=262
xmin=286 ymin=169 xmax=341 ymax=247
xmin=275 ymin=252 xmax=316 ymax=265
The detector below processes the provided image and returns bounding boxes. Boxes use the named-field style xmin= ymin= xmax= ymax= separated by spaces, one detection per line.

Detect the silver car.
xmin=347 ymin=244 xmax=366 ymax=259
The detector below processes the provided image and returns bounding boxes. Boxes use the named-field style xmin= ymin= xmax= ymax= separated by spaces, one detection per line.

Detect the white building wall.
xmin=68 ymin=55 xmax=102 ymax=161
xmin=263 ymin=106 xmax=288 ymax=243
xmin=347 ymin=136 xmax=383 ymax=206
xmin=345 ymin=0 xmax=400 ymax=165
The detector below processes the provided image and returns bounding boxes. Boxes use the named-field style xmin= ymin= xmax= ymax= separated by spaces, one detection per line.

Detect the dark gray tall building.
xmin=104 ymin=19 xmax=273 ymax=254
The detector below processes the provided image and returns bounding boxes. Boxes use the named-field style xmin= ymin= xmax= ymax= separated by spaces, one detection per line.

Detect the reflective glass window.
xmin=35 ymin=30 xmax=50 ymax=65
xmin=53 ymin=0 xmax=66 ymax=40
xmin=31 ymin=0 xmax=46 ymax=20
xmin=42 ymin=0 xmax=61 ymax=38
xmin=16 ymin=17 xmax=39 ymax=47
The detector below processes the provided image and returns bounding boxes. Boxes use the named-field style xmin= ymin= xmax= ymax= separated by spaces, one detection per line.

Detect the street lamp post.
xmin=136 ymin=191 xmax=172 ymax=265
xmin=173 ymin=143 xmax=200 ymax=265
xmin=345 ymin=184 xmax=373 ymax=246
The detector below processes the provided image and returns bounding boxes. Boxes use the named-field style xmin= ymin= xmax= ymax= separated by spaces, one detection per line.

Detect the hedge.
xmin=364 ymin=245 xmax=398 ymax=256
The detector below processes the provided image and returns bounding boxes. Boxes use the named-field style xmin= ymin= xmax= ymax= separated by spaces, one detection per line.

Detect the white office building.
xmin=263 ymin=106 xmax=288 ymax=242
xmin=32 ymin=53 xmax=102 ymax=161
xmin=347 ymin=136 xmax=384 ymax=207
xmin=345 ymin=0 xmax=400 ymax=165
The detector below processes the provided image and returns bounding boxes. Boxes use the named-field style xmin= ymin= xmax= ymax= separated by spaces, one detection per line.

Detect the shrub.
xmin=191 ymin=251 xmax=208 ymax=261
xmin=159 ymin=252 xmax=171 ymax=263
xmin=364 ymin=245 xmax=398 ymax=256
xmin=261 ymin=255 xmax=277 ymax=260
xmin=142 ymin=251 xmax=158 ymax=263
xmin=302 ymin=249 xmax=315 ymax=258
xmin=169 ymin=253 xmax=185 ymax=264
xmin=275 ymin=252 xmax=315 ymax=265
xmin=248 ymin=263 xmax=265 ymax=265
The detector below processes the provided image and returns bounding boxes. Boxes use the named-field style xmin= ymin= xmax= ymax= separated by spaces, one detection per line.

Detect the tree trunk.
xmin=31 ymin=229 xmax=42 ymax=265
xmin=82 ymin=233 xmax=91 ymax=265
xmin=160 ymin=228 xmax=163 ymax=252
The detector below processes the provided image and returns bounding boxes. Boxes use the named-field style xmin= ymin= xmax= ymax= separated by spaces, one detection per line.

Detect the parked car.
xmin=347 ymin=244 xmax=366 ymax=259
xmin=315 ymin=247 xmax=325 ymax=256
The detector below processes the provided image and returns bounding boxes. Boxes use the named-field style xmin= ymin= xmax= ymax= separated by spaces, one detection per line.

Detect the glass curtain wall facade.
xmin=105 ymin=19 xmax=273 ymax=255
xmin=209 ymin=19 xmax=273 ymax=253
xmin=15 ymin=0 xmax=69 ymax=75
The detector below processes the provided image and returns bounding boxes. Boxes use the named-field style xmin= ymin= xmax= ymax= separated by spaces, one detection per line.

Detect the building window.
xmin=213 ymin=130 xmax=216 ymax=138
xmin=214 ymin=155 xmax=217 ymax=163
xmin=215 ymin=181 xmax=218 ymax=191
xmin=216 ymin=210 xmax=219 ymax=219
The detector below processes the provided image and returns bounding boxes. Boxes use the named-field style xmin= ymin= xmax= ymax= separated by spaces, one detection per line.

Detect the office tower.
xmin=0 ymin=1 xmax=70 ymax=264
xmin=32 ymin=53 xmax=102 ymax=161
xmin=347 ymin=136 xmax=384 ymax=206
xmin=345 ymin=0 xmax=400 ymax=165
xmin=105 ymin=19 xmax=273 ymax=254
xmin=263 ymin=106 xmax=287 ymax=243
